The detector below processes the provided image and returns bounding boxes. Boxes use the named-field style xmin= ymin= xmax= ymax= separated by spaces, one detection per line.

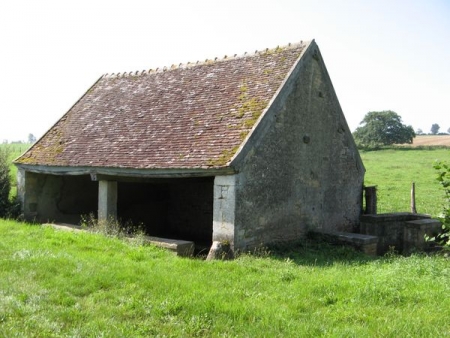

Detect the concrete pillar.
xmin=98 ymin=181 xmax=117 ymax=222
xmin=213 ymin=175 xmax=236 ymax=247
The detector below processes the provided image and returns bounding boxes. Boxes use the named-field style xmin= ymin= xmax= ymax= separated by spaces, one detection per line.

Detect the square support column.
xmin=98 ymin=181 xmax=117 ymax=222
xmin=213 ymin=175 xmax=236 ymax=247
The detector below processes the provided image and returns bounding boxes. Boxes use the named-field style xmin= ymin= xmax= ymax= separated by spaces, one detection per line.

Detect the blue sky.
xmin=1 ymin=0 xmax=449 ymax=142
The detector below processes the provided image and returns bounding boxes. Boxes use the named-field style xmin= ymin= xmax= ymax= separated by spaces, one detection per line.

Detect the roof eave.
xmin=15 ymin=164 xmax=236 ymax=179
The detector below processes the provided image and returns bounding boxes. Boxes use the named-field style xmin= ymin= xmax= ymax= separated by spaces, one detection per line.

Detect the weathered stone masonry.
xmin=229 ymin=44 xmax=363 ymax=250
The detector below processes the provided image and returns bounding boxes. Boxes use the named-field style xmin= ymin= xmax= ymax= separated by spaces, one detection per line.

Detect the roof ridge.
xmin=101 ymin=40 xmax=308 ymax=79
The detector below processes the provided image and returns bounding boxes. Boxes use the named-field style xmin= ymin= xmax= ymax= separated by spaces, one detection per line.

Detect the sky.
xmin=1 ymin=0 xmax=449 ymax=142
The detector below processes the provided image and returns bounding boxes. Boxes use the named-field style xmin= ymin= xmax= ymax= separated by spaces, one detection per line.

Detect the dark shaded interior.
xmin=117 ymin=177 xmax=214 ymax=246
xmin=26 ymin=172 xmax=214 ymax=247
xmin=28 ymin=173 xmax=98 ymax=224
xmin=57 ymin=175 xmax=98 ymax=220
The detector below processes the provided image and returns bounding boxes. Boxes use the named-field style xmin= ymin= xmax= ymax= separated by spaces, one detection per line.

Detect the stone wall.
xmin=230 ymin=41 xmax=364 ymax=250
xmin=360 ymin=212 xmax=431 ymax=254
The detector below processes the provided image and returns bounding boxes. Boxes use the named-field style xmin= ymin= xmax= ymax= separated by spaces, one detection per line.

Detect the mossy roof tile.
xmin=16 ymin=42 xmax=308 ymax=169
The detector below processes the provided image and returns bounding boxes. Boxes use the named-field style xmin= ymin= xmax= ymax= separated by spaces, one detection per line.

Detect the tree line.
xmin=353 ymin=110 xmax=449 ymax=149
xmin=416 ymin=124 xmax=450 ymax=135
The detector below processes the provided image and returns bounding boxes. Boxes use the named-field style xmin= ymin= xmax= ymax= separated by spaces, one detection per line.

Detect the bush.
xmin=0 ymin=146 xmax=21 ymax=219
xmin=433 ymin=161 xmax=450 ymax=246
xmin=0 ymin=146 xmax=11 ymax=217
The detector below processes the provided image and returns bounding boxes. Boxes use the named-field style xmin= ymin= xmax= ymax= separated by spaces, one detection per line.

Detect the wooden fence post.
xmin=364 ymin=186 xmax=377 ymax=214
xmin=411 ymin=182 xmax=417 ymax=214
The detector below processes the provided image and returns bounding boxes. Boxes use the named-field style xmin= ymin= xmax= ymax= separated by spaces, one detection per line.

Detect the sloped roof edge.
xmin=13 ymin=75 xmax=104 ymax=164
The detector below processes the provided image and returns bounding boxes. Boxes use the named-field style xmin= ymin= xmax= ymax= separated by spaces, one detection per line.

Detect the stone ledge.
xmin=43 ymin=223 xmax=194 ymax=257
xmin=404 ymin=218 xmax=442 ymax=229
xmin=44 ymin=223 xmax=84 ymax=232
xmin=142 ymin=236 xmax=195 ymax=257
xmin=309 ymin=230 xmax=378 ymax=256
xmin=361 ymin=212 xmax=430 ymax=223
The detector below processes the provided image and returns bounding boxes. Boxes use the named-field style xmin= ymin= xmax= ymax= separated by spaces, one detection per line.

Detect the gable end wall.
xmin=232 ymin=42 xmax=364 ymax=250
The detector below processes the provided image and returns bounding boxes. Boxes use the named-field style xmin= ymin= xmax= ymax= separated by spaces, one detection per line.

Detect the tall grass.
xmin=1 ymin=219 xmax=449 ymax=337
xmin=360 ymin=147 xmax=449 ymax=216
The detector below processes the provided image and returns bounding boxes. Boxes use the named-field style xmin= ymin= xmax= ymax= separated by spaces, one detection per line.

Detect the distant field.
xmin=412 ymin=135 xmax=450 ymax=147
xmin=360 ymin=148 xmax=449 ymax=216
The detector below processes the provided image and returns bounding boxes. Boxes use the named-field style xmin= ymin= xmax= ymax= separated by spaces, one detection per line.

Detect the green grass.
xmin=360 ymin=147 xmax=450 ymax=216
xmin=0 ymin=219 xmax=449 ymax=337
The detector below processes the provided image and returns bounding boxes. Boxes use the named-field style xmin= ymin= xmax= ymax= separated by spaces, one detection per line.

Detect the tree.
xmin=353 ymin=110 xmax=415 ymax=149
xmin=430 ymin=124 xmax=440 ymax=135
xmin=27 ymin=133 xmax=36 ymax=144
xmin=447 ymin=127 xmax=450 ymax=134
xmin=0 ymin=146 xmax=11 ymax=217
xmin=416 ymin=128 xmax=423 ymax=135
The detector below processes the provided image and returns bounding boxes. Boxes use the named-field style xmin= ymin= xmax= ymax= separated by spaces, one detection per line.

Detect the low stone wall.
xmin=403 ymin=219 xmax=442 ymax=254
xmin=360 ymin=213 xmax=436 ymax=255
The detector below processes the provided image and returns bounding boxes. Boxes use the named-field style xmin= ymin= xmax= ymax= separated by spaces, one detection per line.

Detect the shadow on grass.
xmin=265 ymin=239 xmax=379 ymax=267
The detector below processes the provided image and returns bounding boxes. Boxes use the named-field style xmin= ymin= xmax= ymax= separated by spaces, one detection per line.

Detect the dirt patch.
xmin=412 ymin=135 xmax=450 ymax=147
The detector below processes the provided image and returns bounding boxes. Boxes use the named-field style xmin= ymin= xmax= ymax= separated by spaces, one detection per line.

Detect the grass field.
xmin=360 ymin=147 xmax=449 ymax=216
xmin=0 ymin=219 xmax=449 ymax=337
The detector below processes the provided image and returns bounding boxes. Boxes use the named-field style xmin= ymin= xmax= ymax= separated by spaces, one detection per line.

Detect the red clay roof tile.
xmin=16 ymin=42 xmax=307 ymax=170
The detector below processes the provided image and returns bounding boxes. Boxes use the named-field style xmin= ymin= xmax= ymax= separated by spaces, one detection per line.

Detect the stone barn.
xmin=14 ymin=40 xmax=364 ymax=252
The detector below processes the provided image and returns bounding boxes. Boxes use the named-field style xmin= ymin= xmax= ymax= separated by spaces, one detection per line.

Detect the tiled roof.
xmin=16 ymin=42 xmax=308 ymax=170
